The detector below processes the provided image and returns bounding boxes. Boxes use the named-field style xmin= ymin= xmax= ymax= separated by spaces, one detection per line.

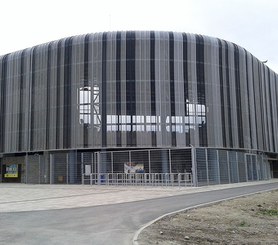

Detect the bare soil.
xmin=138 ymin=190 xmax=278 ymax=244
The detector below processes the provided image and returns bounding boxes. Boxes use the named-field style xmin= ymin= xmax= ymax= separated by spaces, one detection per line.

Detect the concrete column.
xmin=100 ymin=150 xmax=107 ymax=173
xmin=68 ymin=151 xmax=77 ymax=184
xmin=162 ymin=150 xmax=169 ymax=173
xmin=44 ymin=152 xmax=50 ymax=184
xmin=148 ymin=150 xmax=151 ymax=173
xmin=168 ymin=149 xmax=172 ymax=174
xmin=111 ymin=152 xmax=114 ymax=173
xmin=216 ymin=150 xmax=220 ymax=184
xmin=205 ymin=149 xmax=209 ymax=185
xmin=227 ymin=151 xmax=231 ymax=184
xmin=191 ymin=147 xmax=198 ymax=187
xmin=50 ymin=154 xmax=54 ymax=184
xmin=236 ymin=152 xmax=240 ymax=183
xmin=25 ymin=154 xmax=28 ymax=184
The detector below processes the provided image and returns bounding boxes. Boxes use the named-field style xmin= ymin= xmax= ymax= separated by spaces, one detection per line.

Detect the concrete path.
xmin=1 ymin=180 xmax=277 ymax=212
xmin=0 ymin=180 xmax=277 ymax=245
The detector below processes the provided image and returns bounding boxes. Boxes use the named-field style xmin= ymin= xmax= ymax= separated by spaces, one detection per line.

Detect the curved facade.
xmin=0 ymin=31 xmax=277 ymax=184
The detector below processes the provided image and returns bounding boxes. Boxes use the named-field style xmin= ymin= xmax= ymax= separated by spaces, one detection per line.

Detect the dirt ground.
xmin=138 ymin=190 xmax=278 ymax=244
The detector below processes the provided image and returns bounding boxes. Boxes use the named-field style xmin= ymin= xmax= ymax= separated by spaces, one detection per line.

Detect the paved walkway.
xmin=0 ymin=180 xmax=277 ymax=213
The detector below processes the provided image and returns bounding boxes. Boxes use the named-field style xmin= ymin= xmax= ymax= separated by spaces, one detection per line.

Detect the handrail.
xmin=82 ymin=172 xmax=193 ymax=187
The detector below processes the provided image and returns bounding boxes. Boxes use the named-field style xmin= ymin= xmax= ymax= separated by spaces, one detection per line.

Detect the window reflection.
xmin=105 ymin=102 xmax=206 ymax=133
xmin=78 ymin=86 xmax=91 ymax=125
xmin=78 ymin=84 xmax=101 ymax=130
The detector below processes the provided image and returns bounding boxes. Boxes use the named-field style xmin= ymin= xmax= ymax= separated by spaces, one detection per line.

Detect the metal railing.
xmin=82 ymin=172 xmax=193 ymax=187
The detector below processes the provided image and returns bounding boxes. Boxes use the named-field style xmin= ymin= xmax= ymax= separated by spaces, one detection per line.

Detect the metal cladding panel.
xmin=0 ymin=31 xmax=278 ymax=154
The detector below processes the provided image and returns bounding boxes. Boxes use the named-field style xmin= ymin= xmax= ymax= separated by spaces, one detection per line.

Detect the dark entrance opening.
xmin=271 ymin=160 xmax=278 ymax=178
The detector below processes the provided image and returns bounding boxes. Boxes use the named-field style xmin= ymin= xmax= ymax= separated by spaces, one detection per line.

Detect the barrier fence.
xmin=81 ymin=148 xmax=271 ymax=187
xmin=1 ymin=148 xmax=272 ymax=186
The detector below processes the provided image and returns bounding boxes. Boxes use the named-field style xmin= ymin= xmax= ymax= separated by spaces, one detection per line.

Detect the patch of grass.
xmin=258 ymin=209 xmax=278 ymax=216
xmin=239 ymin=221 xmax=249 ymax=227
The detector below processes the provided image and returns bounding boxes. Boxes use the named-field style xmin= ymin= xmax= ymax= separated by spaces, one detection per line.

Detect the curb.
xmin=132 ymin=187 xmax=278 ymax=245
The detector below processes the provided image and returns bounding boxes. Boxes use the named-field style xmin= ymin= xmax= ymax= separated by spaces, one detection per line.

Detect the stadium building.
xmin=0 ymin=31 xmax=277 ymax=186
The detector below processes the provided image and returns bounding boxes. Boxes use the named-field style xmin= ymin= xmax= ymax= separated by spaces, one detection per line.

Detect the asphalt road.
xmin=0 ymin=182 xmax=277 ymax=245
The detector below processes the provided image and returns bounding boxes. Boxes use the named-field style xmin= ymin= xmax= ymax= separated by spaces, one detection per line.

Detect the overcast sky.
xmin=1 ymin=0 xmax=278 ymax=72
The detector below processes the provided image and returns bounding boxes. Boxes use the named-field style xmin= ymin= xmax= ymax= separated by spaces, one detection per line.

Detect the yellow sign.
xmin=4 ymin=173 xmax=18 ymax=178
xmin=5 ymin=164 xmax=18 ymax=178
